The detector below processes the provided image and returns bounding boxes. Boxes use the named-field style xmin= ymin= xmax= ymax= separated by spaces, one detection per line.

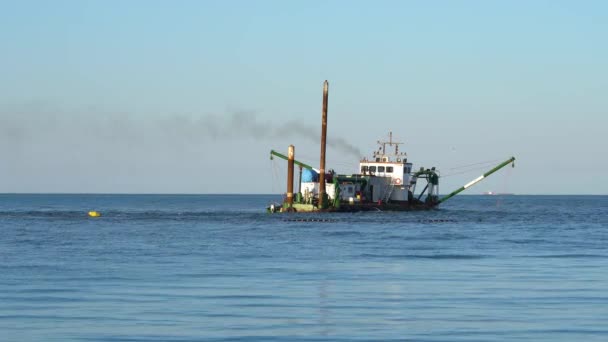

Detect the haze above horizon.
xmin=1 ymin=1 xmax=606 ymax=195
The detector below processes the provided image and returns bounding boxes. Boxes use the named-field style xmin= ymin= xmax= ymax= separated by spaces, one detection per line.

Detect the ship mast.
xmin=318 ymin=80 xmax=329 ymax=209
xmin=375 ymin=131 xmax=404 ymax=159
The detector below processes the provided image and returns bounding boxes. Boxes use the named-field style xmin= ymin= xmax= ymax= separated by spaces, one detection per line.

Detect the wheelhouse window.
xmin=369 ymin=166 xmax=376 ymax=172
xmin=378 ymin=166 xmax=385 ymax=172
xmin=386 ymin=166 xmax=393 ymax=173
xmin=361 ymin=165 xmax=368 ymax=173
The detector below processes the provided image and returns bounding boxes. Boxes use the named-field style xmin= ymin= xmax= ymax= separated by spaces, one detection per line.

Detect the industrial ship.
xmin=268 ymin=81 xmax=514 ymax=213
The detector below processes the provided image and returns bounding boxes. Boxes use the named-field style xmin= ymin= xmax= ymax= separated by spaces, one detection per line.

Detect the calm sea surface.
xmin=1 ymin=194 xmax=607 ymax=341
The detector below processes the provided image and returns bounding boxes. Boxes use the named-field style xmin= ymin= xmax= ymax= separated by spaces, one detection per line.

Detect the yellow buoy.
xmin=88 ymin=211 xmax=101 ymax=217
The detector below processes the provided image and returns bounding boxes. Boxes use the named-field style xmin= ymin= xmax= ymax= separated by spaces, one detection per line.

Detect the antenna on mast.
xmin=377 ymin=131 xmax=404 ymax=156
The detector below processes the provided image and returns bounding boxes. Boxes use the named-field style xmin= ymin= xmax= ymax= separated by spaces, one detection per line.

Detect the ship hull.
xmin=281 ymin=201 xmax=438 ymax=213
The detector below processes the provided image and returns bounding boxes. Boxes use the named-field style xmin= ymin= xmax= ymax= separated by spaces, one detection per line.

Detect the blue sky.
xmin=1 ymin=1 xmax=606 ymax=194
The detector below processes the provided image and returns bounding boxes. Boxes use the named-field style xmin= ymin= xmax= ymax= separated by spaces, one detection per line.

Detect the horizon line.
xmin=1 ymin=192 xmax=607 ymax=196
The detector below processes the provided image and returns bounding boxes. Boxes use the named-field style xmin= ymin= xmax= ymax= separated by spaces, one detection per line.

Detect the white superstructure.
xmin=358 ymin=132 xmax=414 ymax=202
xmin=298 ymin=132 xmax=417 ymax=204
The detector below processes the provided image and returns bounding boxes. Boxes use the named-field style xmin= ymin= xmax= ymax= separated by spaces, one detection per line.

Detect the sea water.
xmin=1 ymin=194 xmax=607 ymax=341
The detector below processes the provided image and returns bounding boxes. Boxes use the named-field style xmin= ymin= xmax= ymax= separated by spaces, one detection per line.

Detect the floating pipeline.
xmin=418 ymin=219 xmax=458 ymax=223
xmin=283 ymin=218 xmax=337 ymax=223
xmin=281 ymin=218 xmax=456 ymax=223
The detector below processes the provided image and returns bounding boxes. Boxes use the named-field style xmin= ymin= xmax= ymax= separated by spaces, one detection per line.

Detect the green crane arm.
xmin=439 ymin=156 xmax=515 ymax=204
xmin=269 ymin=150 xmax=314 ymax=170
